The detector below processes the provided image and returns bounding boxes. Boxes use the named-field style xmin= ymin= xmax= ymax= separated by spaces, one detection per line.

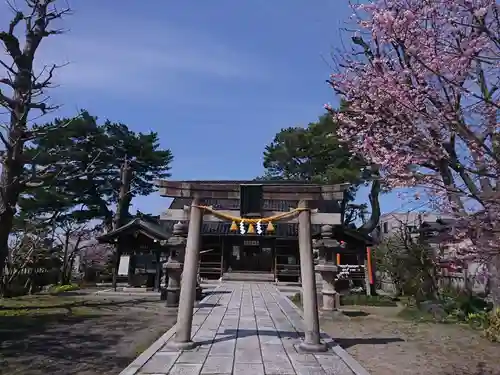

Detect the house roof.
xmin=167 ymin=198 xmax=341 ymax=213
xmin=420 ymin=218 xmax=455 ymax=233
xmin=97 ymin=218 xmax=170 ymax=243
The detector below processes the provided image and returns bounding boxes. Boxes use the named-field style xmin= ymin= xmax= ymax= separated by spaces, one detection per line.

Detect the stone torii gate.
xmin=156 ymin=180 xmax=346 ymax=353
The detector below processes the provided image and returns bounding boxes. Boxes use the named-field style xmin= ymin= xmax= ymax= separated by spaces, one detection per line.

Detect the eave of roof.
xmin=159 ymin=220 xmax=373 ymax=244
xmin=97 ymin=218 xmax=170 ymax=243
xmin=161 ymin=220 xmax=316 ymax=238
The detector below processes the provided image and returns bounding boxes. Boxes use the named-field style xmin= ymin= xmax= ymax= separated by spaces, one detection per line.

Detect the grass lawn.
xmin=288 ymin=294 xmax=500 ymax=375
xmin=0 ymin=292 xmax=177 ymax=375
xmin=0 ymin=294 xmax=100 ymax=317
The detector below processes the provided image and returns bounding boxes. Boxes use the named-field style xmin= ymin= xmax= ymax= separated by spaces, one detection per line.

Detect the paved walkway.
xmin=120 ymin=282 xmax=369 ymax=375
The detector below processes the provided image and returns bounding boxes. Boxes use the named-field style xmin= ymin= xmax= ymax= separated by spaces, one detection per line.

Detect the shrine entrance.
xmin=226 ymin=238 xmax=274 ymax=273
xmin=157 ymin=180 xmax=347 ymax=353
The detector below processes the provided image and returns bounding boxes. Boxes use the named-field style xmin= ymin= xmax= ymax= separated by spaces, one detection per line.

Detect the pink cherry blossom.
xmin=328 ymin=0 xmax=500 ymax=302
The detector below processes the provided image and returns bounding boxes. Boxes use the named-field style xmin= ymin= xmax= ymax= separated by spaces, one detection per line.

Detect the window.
xmin=383 ymin=222 xmax=388 ymax=233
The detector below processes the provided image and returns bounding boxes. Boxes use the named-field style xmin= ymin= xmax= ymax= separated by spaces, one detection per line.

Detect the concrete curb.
xmin=277 ymin=289 xmax=371 ymax=375
xmin=118 ymin=285 xmax=222 ymax=375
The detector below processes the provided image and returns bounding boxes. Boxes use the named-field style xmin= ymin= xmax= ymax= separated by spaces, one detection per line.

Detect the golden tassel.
xmin=230 ymin=221 xmax=238 ymax=232
xmin=266 ymin=222 xmax=275 ymax=232
xmin=247 ymin=223 xmax=255 ymax=234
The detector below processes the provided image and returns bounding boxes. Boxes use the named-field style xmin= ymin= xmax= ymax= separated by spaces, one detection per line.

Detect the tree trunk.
xmin=0 ymin=209 xmax=15 ymax=296
xmin=113 ymin=159 xmax=133 ymax=230
xmin=111 ymin=248 xmax=121 ymax=291
xmin=61 ymin=232 xmax=71 ymax=284
xmin=28 ymin=268 xmax=36 ymax=295
xmin=490 ymin=255 xmax=500 ymax=307
xmin=111 ymin=159 xmax=133 ymax=291
xmin=358 ymin=172 xmax=381 ymax=234
xmin=67 ymin=255 xmax=76 ymax=284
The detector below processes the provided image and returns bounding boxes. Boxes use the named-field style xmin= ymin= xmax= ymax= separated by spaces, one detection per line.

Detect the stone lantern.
xmin=163 ymin=222 xmax=187 ymax=307
xmin=162 ymin=221 xmax=203 ymax=307
xmin=314 ymin=225 xmax=341 ymax=313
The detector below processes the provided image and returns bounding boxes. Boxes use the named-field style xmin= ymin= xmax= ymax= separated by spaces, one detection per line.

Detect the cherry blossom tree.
xmin=73 ymin=230 xmax=113 ymax=281
xmin=327 ymin=0 xmax=500 ymax=303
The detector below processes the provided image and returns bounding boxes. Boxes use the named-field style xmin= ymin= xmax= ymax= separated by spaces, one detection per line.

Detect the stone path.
xmin=120 ymin=282 xmax=369 ymax=375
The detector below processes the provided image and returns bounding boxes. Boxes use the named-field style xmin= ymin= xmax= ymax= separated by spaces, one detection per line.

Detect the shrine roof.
xmin=159 ymin=220 xmax=373 ymax=244
xmin=97 ymin=218 xmax=170 ymax=243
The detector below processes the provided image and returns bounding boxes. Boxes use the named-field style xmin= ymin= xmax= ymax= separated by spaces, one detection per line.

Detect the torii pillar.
xmin=156 ymin=180 xmax=347 ymax=351
xmin=297 ymin=199 xmax=327 ymax=352
xmin=168 ymin=197 xmax=203 ymax=350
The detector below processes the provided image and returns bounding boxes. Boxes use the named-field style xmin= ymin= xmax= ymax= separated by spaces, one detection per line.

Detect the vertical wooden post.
xmin=127 ymin=253 xmax=136 ymax=286
xmin=112 ymin=248 xmax=121 ymax=291
xmin=154 ymin=250 xmax=161 ymax=292
xmin=220 ymin=237 xmax=224 ymax=279
xmin=364 ymin=247 xmax=373 ymax=296
xmin=367 ymin=247 xmax=374 ymax=285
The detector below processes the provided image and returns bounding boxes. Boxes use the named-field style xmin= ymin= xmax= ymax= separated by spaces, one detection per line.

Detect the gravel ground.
xmin=0 ymin=293 xmax=177 ymax=375
xmin=321 ymin=305 xmax=500 ymax=375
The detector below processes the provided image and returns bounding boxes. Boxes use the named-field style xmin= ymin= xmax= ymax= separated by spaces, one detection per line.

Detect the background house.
xmin=375 ymin=213 xmax=488 ymax=295
xmin=373 ymin=212 xmax=445 ymax=242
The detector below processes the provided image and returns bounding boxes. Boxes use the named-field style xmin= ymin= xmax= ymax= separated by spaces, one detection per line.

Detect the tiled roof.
xmin=97 ymin=218 xmax=169 ymax=243
xmin=160 ymin=219 xmax=372 ymax=244
xmin=168 ymin=198 xmax=341 ymax=213
xmin=420 ymin=218 xmax=455 ymax=233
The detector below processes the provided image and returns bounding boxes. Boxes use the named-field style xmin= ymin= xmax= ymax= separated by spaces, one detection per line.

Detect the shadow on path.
xmin=334 ymin=337 xmax=405 ymax=349
xmin=196 ymin=303 xmax=221 ymax=308
xmin=341 ymin=310 xmax=371 ymax=317
xmin=194 ymin=327 xmax=404 ymax=351
xmin=204 ymin=290 xmax=231 ymax=295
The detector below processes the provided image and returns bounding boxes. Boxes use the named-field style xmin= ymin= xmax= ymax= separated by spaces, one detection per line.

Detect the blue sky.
xmin=1 ymin=0 xmax=425 ymax=217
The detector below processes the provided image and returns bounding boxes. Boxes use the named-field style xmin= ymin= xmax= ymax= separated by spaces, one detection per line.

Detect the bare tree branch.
xmin=0 ymin=0 xmax=73 ymax=296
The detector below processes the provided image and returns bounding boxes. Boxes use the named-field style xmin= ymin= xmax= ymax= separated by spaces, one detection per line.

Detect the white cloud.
xmin=1 ymin=6 xmax=268 ymax=95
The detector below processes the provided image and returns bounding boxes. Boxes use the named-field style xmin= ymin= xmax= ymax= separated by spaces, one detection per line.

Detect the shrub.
xmin=3 ymin=284 xmax=29 ymax=298
xmin=48 ymin=284 xmax=80 ymax=295
xmin=440 ymin=289 xmax=493 ymax=316
xmin=484 ymin=308 xmax=500 ymax=343
xmin=289 ymin=292 xmax=398 ymax=308
xmin=375 ymin=230 xmax=439 ymax=301
xmin=466 ymin=311 xmax=491 ymax=330
xmin=290 ymin=292 xmax=301 ymax=305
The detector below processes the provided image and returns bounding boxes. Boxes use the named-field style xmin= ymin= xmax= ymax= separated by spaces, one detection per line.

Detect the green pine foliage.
xmin=262 ymin=113 xmax=366 ymax=187
xmin=259 ymin=111 xmax=381 ymax=230
xmin=18 ymin=111 xmax=173 ymax=226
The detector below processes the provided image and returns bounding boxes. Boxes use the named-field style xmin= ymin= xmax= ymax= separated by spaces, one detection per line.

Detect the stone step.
xmin=221 ymin=271 xmax=275 ymax=282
